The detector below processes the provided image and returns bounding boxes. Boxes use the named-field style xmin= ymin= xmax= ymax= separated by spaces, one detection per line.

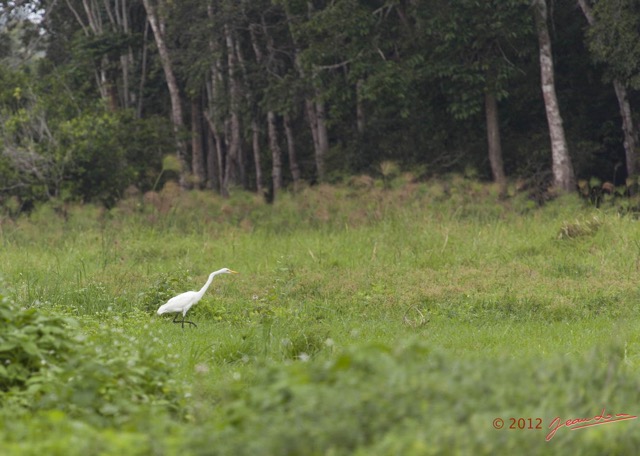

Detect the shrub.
xmin=0 ymin=289 xmax=77 ymax=394
xmin=186 ymin=340 xmax=640 ymax=455
xmin=0 ymin=286 xmax=182 ymax=427
xmin=34 ymin=321 xmax=183 ymax=426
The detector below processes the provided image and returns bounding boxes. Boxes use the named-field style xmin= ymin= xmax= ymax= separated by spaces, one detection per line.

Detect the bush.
xmin=59 ymin=110 xmax=171 ymax=207
xmin=0 ymin=65 xmax=173 ymax=208
xmin=186 ymin=340 xmax=640 ymax=455
xmin=0 ymin=287 xmax=182 ymax=427
xmin=0 ymin=289 xmax=77 ymax=394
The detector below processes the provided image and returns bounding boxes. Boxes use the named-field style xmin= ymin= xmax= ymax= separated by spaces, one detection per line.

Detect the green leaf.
xmin=0 ymin=342 xmax=17 ymax=352
xmin=19 ymin=340 xmax=41 ymax=357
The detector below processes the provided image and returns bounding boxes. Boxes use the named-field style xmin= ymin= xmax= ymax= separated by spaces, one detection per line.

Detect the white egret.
xmin=157 ymin=268 xmax=238 ymax=328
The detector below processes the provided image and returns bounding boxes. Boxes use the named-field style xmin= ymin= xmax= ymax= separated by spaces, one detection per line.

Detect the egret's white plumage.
xmin=157 ymin=268 xmax=238 ymax=328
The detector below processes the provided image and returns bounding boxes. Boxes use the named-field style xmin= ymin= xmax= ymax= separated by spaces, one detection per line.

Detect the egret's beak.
xmin=229 ymin=270 xmax=239 ymax=274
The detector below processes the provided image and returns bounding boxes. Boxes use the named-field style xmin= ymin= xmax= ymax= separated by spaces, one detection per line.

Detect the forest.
xmin=1 ymin=0 xmax=640 ymax=208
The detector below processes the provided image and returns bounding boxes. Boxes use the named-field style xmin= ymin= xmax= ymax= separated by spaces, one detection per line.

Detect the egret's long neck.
xmin=196 ymin=272 xmax=218 ymax=300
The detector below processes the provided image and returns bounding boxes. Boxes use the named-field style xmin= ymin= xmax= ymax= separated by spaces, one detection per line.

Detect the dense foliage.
xmin=0 ymin=0 xmax=638 ymax=208
xmin=0 ymin=287 xmax=182 ymax=425
xmin=185 ymin=341 xmax=640 ymax=455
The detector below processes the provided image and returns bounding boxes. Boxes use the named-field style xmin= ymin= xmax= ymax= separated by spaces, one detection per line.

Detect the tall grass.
xmin=3 ymin=178 xmax=640 ymax=356
xmin=2 ymin=177 xmax=640 ymax=453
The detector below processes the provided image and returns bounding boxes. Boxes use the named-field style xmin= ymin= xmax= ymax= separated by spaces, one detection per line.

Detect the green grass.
xmin=2 ymin=178 xmax=640 ymax=454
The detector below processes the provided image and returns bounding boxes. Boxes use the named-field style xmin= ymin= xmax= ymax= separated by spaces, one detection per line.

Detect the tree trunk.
xmin=613 ymin=80 xmax=638 ymax=178
xmin=206 ymin=6 xmax=226 ymax=195
xmin=205 ymin=127 xmax=219 ymax=191
xmin=577 ymin=0 xmax=638 ymax=179
xmin=268 ymin=111 xmax=283 ymax=196
xmin=102 ymin=62 xmax=120 ymax=112
xmin=485 ymin=91 xmax=507 ymax=196
xmin=191 ymin=98 xmax=206 ymax=188
xmin=142 ymin=0 xmax=189 ymax=187
xmin=314 ymin=95 xmax=329 ymax=181
xmin=118 ymin=0 xmax=133 ymax=110
xmin=242 ymin=25 xmax=264 ymax=195
xmin=223 ymin=24 xmax=241 ymax=194
xmin=137 ymin=19 xmax=150 ymax=118
xmin=203 ymin=110 xmax=225 ymax=195
xmin=256 ymin=13 xmax=301 ymax=192
xmin=64 ymin=0 xmax=119 ymax=111
xmin=356 ymin=79 xmax=365 ymax=135
xmin=303 ymin=95 xmax=329 ymax=181
xmin=284 ymin=113 xmax=302 ymax=192
xmin=283 ymin=4 xmax=328 ymax=182
xmin=305 ymin=99 xmax=320 ymax=160
xmin=305 ymin=3 xmax=328 ymax=181
xmin=533 ymin=0 xmax=575 ymax=192
xmin=251 ymin=118 xmax=264 ymax=195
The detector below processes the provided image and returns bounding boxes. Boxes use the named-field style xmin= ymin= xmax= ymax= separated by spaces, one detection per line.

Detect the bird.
xmin=157 ymin=268 xmax=238 ymax=328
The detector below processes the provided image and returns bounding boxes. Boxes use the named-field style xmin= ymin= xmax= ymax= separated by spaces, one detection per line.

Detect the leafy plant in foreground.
xmin=0 ymin=286 xmax=183 ymax=427
xmin=187 ymin=340 xmax=640 ymax=456
xmin=0 ymin=290 xmax=77 ymax=394
xmin=34 ymin=323 xmax=184 ymax=426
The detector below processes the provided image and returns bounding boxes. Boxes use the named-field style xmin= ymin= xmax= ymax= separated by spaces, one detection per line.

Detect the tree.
xmin=532 ymin=0 xmax=575 ymax=191
xmin=578 ymin=0 xmax=640 ymax=179
xmin=0 ymin=65 xmax=169 ymax=206
xmin=190 ymin=96 xmax=206 ymax=188
xmin=279 ymin=0 xmax=331 ymax=182
xmin=415 ymin=0 xmax=535 ymax=194
xmin=0 ymin=68 xmax=62 ymax=201
xmin=222 ymin=22 xmax=243 ymax=192
xmin=141 ymin=0 xmax=189 ymax=187
xmin=48 ymin=0 xmax=150 ymax=115
xmin=249 ymin=2 xmax=301 ymax=196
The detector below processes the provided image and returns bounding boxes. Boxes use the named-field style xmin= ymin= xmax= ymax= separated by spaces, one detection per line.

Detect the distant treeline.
xmin=1 ymin=0 xmax=639 ymax=207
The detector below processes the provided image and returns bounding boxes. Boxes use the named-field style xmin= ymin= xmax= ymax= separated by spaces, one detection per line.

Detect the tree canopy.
xmin=0 ymin=0 xmax=638 ymax=208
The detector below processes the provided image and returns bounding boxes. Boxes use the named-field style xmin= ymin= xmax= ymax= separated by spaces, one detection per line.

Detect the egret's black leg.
xmin=170 ymin=313 xmax=197 ymax=328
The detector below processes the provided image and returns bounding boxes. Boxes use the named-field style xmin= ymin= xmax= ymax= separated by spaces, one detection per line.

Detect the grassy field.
xmin=1 ymin=177 xmax=640 ymax=454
